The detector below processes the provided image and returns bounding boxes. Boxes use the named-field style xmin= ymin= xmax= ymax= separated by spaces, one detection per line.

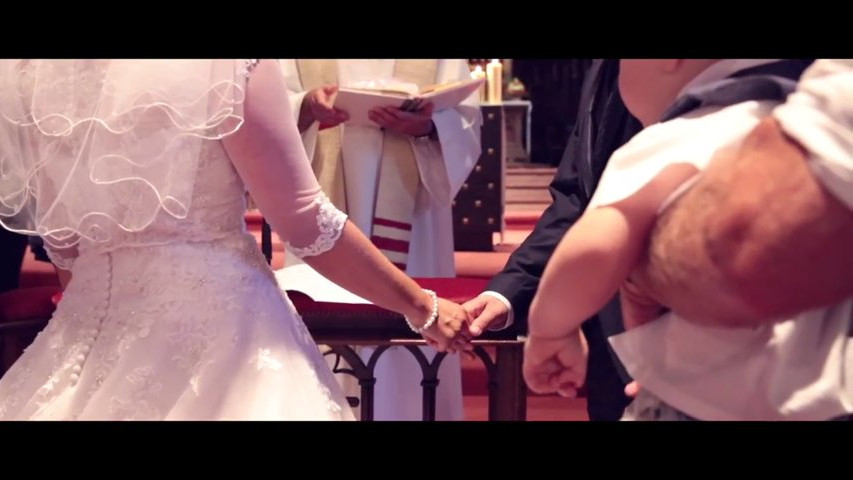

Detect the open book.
xmin=274 ymin=262 xmax=371 ymax=304
xmin=334 ymin=77 xmax=484 ymax=127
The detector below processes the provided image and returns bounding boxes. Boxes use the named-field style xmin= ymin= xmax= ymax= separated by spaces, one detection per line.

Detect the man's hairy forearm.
xmin=634 ymin=117 xmax=853 ymax=326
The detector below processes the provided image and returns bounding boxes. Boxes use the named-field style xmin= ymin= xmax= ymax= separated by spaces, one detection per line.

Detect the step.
xmin=454 ymin=251 xmax=512 ymax=279
xmin=505 ymin=202 xmax=549 ymax=214
xmin=505 ymin=188 xmax=553 ymax=204
xmin=506 ymin=170 xmax=557 ymax=189
xmin=505 ymin=210 xmax=546 ymax=228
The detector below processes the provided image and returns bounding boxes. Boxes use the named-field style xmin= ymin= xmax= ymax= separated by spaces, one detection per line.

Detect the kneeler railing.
xmin=263 ymin=220 xmax=526 ymax=421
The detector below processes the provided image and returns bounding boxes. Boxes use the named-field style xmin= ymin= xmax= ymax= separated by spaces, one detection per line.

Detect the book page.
xmin=333 ymin=78 xmax=484 ymax=126
xmin=274 ymin=262 xmax=372 ymax=304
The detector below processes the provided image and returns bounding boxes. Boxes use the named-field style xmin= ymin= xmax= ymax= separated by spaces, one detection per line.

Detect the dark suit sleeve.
xmin=486 ymin=134 xmax=586 ymax=332
xmin=486 ymin=60 xmax=641 ymax=333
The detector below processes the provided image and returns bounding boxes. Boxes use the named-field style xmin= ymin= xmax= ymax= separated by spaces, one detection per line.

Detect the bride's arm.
xmin=221 ymin=60 xmax=470 ymax=350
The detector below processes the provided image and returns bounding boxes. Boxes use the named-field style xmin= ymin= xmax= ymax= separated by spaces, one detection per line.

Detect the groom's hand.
xmin=463 ymin=294 xmax=509 ymax=336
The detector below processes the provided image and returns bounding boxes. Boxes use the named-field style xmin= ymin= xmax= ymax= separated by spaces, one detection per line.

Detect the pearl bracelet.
xmin=404 ymin=289 xmax=438 ymax=333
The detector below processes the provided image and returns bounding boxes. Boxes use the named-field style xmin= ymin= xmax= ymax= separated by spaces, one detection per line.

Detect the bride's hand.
xmin=419 ymin=298 xmax=474 ymax=354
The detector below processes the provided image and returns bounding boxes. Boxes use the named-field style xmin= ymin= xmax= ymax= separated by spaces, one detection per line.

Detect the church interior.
xmin=1 ymin=59 xmax=597 ymax=421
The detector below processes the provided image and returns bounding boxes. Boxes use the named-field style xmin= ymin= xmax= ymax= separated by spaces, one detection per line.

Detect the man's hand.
xmin=523 ymin=330 xmax=588 ymax=398
xmin=368 ymin=102 xmax=436 ymax=138
xmin=298 ymin=85 xmax=349 ymax=131
xmin=462 ymin=294 xmax=510 ymax=336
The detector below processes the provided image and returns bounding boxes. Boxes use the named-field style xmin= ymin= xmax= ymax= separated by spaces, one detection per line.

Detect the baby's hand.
xmin=523 ymin=329 xmax=588 ymax=398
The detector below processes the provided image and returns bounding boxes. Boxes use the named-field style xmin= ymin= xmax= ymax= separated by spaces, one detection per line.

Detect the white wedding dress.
xmin=0 ymin=60 xmax=355 ymax=420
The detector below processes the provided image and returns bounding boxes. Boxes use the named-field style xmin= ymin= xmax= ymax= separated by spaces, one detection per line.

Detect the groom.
xmin=463 ymin=60 xmax=641 ymax=420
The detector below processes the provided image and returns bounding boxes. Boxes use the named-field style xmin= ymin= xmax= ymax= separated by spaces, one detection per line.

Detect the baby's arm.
xmin=528 ymin=163 xmax=700 ymax=338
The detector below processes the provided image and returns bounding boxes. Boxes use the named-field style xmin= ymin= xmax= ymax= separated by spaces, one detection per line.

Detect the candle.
xmin=470 ymin=65 xmax=487 ymax=102
xmin=486 ymin=59 xmax=502 ymax=104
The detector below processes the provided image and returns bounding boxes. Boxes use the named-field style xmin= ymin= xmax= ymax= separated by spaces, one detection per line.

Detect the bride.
xmin=0 ymin=59 xmax=472 ymax=420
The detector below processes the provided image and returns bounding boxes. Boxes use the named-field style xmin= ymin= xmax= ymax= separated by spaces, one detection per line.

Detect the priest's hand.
xmin=299 ymin=85 xmax=349 ymax=131
xmin=369 ymin=102 xmax=437 ymax=138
